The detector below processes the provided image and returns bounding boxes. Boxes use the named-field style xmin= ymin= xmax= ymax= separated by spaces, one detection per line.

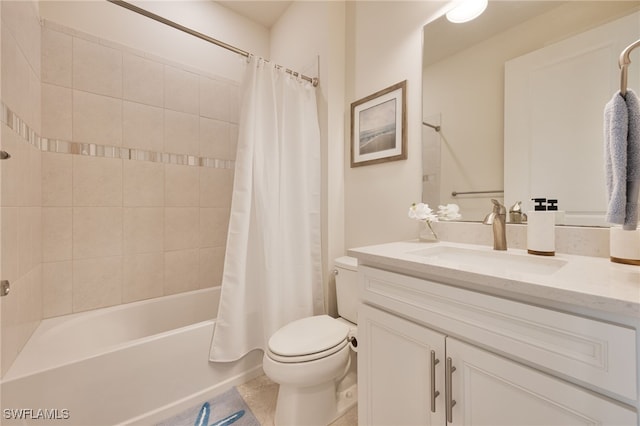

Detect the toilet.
xmin=262 ymin=256 xmax=358 ymax=426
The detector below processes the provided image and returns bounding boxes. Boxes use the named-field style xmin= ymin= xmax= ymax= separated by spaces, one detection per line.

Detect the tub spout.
xmin=483 ymin=199 xmax=507 ymax=250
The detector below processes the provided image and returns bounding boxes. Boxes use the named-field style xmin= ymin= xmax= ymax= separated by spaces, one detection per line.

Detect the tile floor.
xmin=237 ymin=375 xmax=358 ymax=426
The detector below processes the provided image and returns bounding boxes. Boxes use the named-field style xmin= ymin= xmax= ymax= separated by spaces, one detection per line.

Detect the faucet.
xmin=483 ymin=199 xmax=507 ymax=250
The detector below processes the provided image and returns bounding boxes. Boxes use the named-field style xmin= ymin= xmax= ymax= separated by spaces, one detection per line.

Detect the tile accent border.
xmin=1 ymin=102 xmax=235 ymax=169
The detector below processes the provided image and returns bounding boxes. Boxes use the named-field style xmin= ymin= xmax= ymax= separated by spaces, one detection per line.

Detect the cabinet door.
xmin=358 ymin=304 xmax=446 ymax=426
xmin=446 ymin=338 xmax=638 ymax=426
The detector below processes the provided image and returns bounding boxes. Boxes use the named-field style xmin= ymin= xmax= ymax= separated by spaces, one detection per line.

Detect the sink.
xmin=408 ymin=246 xmax=567 ymax=275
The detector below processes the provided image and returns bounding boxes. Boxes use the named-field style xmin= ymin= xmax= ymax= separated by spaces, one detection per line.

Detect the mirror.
xmin=422 ymin=1 xmax=640 ymax=225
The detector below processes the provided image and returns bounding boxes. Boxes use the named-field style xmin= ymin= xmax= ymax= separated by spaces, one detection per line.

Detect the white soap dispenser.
xmin=547 ymin=199 xmax=565 ymax=225
xmin=527 ymin=198 xmax=555 ymax=256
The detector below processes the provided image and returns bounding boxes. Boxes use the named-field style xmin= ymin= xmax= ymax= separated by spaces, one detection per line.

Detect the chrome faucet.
xmin=483 ymin=199 xmax=507 ymax=250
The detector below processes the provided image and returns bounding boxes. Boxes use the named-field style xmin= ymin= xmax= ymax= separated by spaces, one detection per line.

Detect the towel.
xmin=604 ymin=89 xmax=640 ymax=230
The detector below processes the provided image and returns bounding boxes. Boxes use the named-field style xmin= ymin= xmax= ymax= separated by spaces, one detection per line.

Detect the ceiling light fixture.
xmin=446 ymin=0 xmax=488 ymax=24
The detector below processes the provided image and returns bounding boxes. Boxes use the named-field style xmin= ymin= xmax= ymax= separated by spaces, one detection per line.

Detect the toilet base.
xmin=275 ymin=381 xmax=337 ymax=426
xmin=273 ymin=371 xmax=358 ymax=426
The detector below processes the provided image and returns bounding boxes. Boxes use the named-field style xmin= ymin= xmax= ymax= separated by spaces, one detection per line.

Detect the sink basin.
xmin=408 ymin=246 xmax=567 ymax=275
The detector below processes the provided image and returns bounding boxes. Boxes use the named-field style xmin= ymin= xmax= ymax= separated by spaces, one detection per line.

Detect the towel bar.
xmin=451 ymin=190 xmax=504 ymax=197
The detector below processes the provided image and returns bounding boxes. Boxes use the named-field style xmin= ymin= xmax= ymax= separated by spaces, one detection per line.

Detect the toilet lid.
xmin=268 ymin=315 xmax=350 ymax=357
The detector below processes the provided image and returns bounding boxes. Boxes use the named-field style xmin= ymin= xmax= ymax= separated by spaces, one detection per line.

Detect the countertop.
xmin=348 ymin=240 xmax=640 ymax=319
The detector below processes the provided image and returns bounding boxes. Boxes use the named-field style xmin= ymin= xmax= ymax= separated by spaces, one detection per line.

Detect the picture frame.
xmin=350 ymin=80 xmax=407 ymax=167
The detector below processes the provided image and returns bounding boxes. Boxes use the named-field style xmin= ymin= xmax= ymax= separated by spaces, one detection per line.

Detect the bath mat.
xmin=156 ymin=387 xmax=260 ymax=426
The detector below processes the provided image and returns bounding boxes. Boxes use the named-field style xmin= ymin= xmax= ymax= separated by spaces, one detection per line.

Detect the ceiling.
xmin=216 ymin=1 xmax=293 ymax=28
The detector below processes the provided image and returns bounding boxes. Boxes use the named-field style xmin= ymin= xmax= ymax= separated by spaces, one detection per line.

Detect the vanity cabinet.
xmin=358 ymin=304 xmax=446 ymax=425
xmin=357 ymin=265 xmax=639 ymax=426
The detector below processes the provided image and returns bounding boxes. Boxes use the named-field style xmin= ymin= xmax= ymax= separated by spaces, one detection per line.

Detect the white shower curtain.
xmin=209 ymin=57 xmax=324 ymax=362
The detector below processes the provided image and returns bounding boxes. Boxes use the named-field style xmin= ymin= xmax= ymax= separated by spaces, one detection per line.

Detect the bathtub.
xmin=0 ymin=288 xmax=264 ymax=425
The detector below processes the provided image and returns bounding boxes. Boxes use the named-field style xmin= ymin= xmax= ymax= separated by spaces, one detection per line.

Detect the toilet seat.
xmin=267 ymin=315 xmax=350 ymax=363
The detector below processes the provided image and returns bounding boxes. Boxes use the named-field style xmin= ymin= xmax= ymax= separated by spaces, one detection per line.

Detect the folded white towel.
xmin=604 ymin=89 xmax=640 ymax=230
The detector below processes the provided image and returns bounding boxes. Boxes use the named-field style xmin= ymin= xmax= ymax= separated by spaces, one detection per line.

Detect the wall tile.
xmin=122 ymin=101 xmax=164 ymax=152
xmin=30 ymin=206 xmax=43 ymax=267
xmin=42 ymin=261 xmax=73 ymax=318
xmin=42 ymin=83 xmax=72 ymax=140
xmin=73 ymin=156 xmax=122 ymax=207
xmin=73 ymin=37 xmax=122 ymax=98
xmin=199 ymin=117 xmax=230 ymax=159
xmin=42 ymin=27 xmax=72 ymax=87
xmin=27 ymin=267 xmax=44 ymax=327
xmin=2 ymin=0 xmax=41 ymax=75
xmin=2 ymin=26 xmax=29 ymax=123
xmin=200 ymin=168 xmax=234 ymax=208
xmin=2 ymin=207 xmax=18 ymax=284
xmin=123 ymin=207 xmax=164 ymax=255
xmin=1 ymin=25 xmax=20 ymax=116
xmin=73 ymin=207 xmax=123 ymax=260
xmin=199 ymin=76 xmax=229 ymax=121
xmin=165 ymin=164 xmax=199 ymax=207
xmin=27 ymin=146 xmax=42 ymax=207
xmin=17 ymin=207 xmax=33 ymax=277
xmin=123 ymin=253 xmax=164 ymax=303
xmin=164 ymin=207 xmax=199 ymax=251
xmin=1 ymin=279 xmax=20 ymax=376
xmin=72 ymin=90 xmax=122 ymax=146
xmin=42 ymin=152 xmax=73 ymax=206
xmin=198 ymin=247 xmax=224 ymax=289
xmin=16 ymin=268 xmax=41 ymax=341
xmin=200 ymin=208 xmax=229 ymax=248
xmin=123 ymin=53 xmax=163 ymax=107
xmin=34 ymin=23 xmax=240 ymax=318
xmin=164 ymin=249 xmax=199 ymax=295
xmin=14 ymin=136 xmax=31 ymax=208
xmin=123 ymin=160 xmax=164 ymax=207
xmin=164 ymin=65 xmax=199 ymax=114
xmin=27 ymin=64 xmax=41 ymax=134
xmin=42 ymin=207 xmax=72 ymax=263
xmin=73 ymin=256 xmax=122 ymax=312
xmin=164 ymin=110 xmax=199 ymax=155
xmin=1 ymin=129 xmax=23 ymax=207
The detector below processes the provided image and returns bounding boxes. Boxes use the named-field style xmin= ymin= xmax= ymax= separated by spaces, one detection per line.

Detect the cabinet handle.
xmin=430 ymin=350 xmax=440 ymax=413
xmin=445 ymin=357 xmax=457 ymax=423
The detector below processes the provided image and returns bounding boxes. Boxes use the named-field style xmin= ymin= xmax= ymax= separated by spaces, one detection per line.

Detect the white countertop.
xmin=348 ymin=241 xmax=640 ymax=319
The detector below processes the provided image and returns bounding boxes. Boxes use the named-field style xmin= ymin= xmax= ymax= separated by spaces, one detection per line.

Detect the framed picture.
xmin=350 ymin=80 xmax=407 ymax=167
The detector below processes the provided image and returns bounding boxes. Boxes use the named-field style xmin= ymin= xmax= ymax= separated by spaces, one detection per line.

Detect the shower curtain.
xmin=209 ymin=56 xmax=324 ymax=362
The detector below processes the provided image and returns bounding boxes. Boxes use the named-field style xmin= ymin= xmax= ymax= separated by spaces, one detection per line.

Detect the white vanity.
xmin=349 ymin=241 xmax=640 ymax=425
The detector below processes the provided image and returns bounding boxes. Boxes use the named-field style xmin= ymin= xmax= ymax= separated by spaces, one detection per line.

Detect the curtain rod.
xmin=106 ymin=0 xmax=319 ymax=87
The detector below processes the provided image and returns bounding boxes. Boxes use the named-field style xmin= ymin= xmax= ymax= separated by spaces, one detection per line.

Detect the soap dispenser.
xmin=546 ymin=199 xmax=565 ymax=225
xmin=527 ymin=198 xmax=555 ymax=256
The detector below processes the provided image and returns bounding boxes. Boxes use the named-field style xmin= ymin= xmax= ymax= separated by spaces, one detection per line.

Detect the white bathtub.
xmin=0 ymin=288 xmax=263 ymax=425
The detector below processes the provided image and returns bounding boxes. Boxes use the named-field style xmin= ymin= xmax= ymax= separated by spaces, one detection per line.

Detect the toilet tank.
xmin=334 ymin=256 xmax=359 ymax=324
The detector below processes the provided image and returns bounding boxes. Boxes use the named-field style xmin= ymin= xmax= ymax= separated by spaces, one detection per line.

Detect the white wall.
xmin=344 ymin=1 xmax=446 ymax=249
xmin=38 ymin=0 xmax=270 ymax=81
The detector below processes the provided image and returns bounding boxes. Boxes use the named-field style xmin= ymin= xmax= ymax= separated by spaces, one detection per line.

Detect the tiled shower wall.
xmin=1 ymin=6 xmax=241 ymax=375
xmin=1 ymin=0 xmax=43 ymax=376
xmin=40 ymin=21 xmax=239 ymax=316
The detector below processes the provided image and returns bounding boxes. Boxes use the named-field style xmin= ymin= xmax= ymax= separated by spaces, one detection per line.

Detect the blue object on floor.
xmin=194 ymin=403 xmax=210 ymax=426
xmin=209 ymin=410 xmax=245 ymax=426
xmin=156 ymin=387 xmax=259 ymax=426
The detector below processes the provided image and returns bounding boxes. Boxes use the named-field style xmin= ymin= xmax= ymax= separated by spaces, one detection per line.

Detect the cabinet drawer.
xmin=360 ymin=266 xmax=638 ymax=400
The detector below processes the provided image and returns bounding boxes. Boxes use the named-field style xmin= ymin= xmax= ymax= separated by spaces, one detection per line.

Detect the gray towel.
xmin=604 ymin=89 xmax=640 ymax=230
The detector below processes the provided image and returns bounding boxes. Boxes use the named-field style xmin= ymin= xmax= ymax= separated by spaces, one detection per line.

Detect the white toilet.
xmin=262 ymin=256 xmax=358 ymax=426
